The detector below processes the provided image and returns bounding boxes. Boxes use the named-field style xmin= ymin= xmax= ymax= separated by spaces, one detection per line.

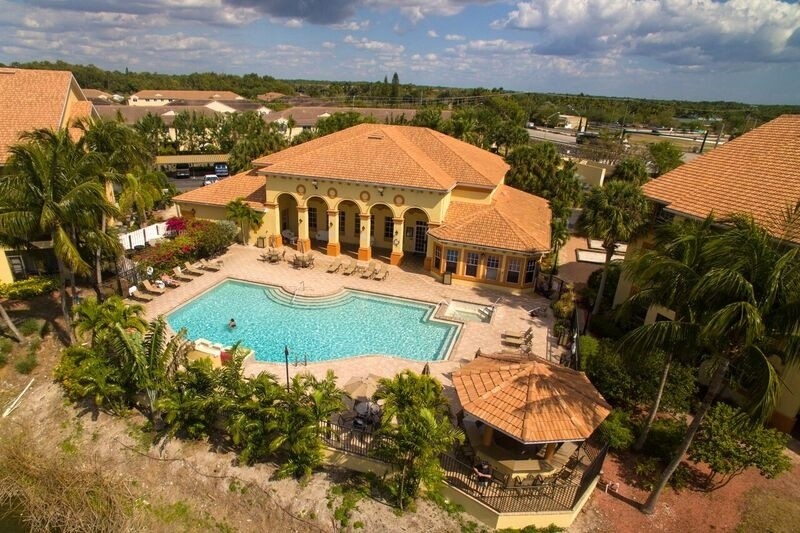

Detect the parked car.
xmin=175 ymin=163 xmax=190 ymax=179
xmin=203 ymin=175 xmax=218 ymax=186
xmin=214 ymin=163 xmax=229 ymax=177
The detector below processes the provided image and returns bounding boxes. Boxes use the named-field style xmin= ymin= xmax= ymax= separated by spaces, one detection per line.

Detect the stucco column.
xmin=423 ymin=222 xmax=440 ymax=271
xmin=326 ymin=210 xmax=340 ymax=256
xmin=390 ymin=217 xmax=404 ymax=266
xmin=543 ymin=442 xmax=558 ymax=460
xmin=481 ymin=425 xmax=494 ymax=446
xmin=264 ymin=202 xmax=281 ymax=247
xmin=357 ymin=213 xmax=372 ymax=261
xmin=296 ymin=206 xmax=310 ymax=252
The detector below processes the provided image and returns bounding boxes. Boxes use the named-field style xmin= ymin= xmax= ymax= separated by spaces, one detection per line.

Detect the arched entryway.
xmin=335 ymin=200 xmax=361 ymax=258
xmin=306 ymin=196 xmax=330 ymax=252
xmin=275 ymin=193 xmax=298 ymax=247
xmin=401 ymin=207 xmax=430 ymax=268
xmin=369 ymin=203 xmax=396 ymax=262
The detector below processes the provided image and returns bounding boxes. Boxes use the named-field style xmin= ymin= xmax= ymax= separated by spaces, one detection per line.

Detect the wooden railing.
xmin=321 ymin=420 xmax=608 ymax=515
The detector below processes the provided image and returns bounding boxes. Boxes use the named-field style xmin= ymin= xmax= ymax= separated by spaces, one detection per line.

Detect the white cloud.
xmin=492 ymin=0 xmax=800 ymax=66
xmin=283 ymin=18 xmax=303 ymax=28
xmin=330 ymin=19 xmax=370 ymax=31
xmin=454 ymin=39 xmax=532 ymax=54
xmin=322 ymin=41 xmax=336 ymax=49
xmin=427 ymin=29 xmax=438 ymax=38
xmin=444 ymin=33 xmax=464 ymax=41
xmin=343 ymin=34 xmax=404 ymax=54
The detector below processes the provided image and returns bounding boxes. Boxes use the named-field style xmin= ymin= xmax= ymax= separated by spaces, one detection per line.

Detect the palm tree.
xmin=118 ymin=172 xmax=161 ymax=228
xmin=226 ymin=198 xmax=262 ymax=244
xmin=617 ymin=216 xmax=716 ymax=450
xmin=578 ymin=181 xmax=650 ymax=316
xmin=633 ymin=215 xmax=800 ymax=514
xmin=133 ymin=113 xmax=168 ymax=156
xmin=0 ymin=129 xmax=118 ymax=342
xmin=73 ymin=296 xmax=146 ymax=350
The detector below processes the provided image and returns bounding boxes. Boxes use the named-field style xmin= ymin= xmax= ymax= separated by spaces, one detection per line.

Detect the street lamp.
xmin=284 ymin=345 xmax=290 ymax=392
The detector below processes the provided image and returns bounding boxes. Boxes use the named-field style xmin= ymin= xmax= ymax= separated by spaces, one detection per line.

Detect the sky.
xmin=1 ymin=1 xmax=799 ymax=104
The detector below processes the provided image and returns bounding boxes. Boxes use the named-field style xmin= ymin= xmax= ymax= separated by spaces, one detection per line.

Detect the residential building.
xmin=0 ymin=67 xmax=97 ymax=282
xmin=128 ymin=90 xmax=244 ymax=106
xmin=174 ymin=124 xmax=552 ymax=293
xmin=612 ymin=114 xmax=800 ymax=432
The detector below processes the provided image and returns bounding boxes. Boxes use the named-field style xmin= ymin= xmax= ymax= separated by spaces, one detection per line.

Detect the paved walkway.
xmin=143 ymin=245 xmax=562 ymax=389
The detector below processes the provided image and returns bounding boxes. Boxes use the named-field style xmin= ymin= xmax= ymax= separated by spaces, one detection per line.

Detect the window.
xmin=434 ymin=247 xmax=441 ymax=270
xmin=370 ymin=214 xmax=375 ymax=236
xmin=506 ymin=258 xmax=521 ymax=284
xmin=308 ymin=207 xmax=317 ymax=231
xmin=485 ymin=255 xmax=500 ymax=281
xmin=384 ymin=217 xmax=394 ymax=240
xmin=524 ymin=259 xmax=537 ymax=283
xmin=339 ymin=211 xmax=346 ymax=235
xmin=446 ymin=249 xmax=458 ymax=273
xmin=466 ymin=252 xmax=479 ymax=277
xmin=354 ymin=213 xmax=361 ymax=235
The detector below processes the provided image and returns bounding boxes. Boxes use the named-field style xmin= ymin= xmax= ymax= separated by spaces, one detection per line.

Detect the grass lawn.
xmin=737 ymin=486 xmax=800 ymax=533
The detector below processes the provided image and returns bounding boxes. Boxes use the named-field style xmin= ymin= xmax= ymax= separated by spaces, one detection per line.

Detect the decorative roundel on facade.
xmin=327 ymin=187 xmax=337 ymax=199
xmin=296 ymin=184 xmax=306 ymax=195
xmin=393 ymin=194 xmax=405 ymax=207
xmin=393 ymin=239 xmax=400 ymax=246
xmin=360 ymin=190 xmax=371 ymax=202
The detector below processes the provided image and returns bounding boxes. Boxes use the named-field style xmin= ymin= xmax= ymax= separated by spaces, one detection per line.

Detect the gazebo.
xmin=452 ymin=353 xmax=611 ymax=480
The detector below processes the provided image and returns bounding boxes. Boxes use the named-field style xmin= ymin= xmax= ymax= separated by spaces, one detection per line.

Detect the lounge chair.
xmin=281 ymin=229 xmax=297 ymax=245
xmin=200 ymin=258 xmax=222 ymax=271
xmin=341 ymin=258 xmax=357 ymax=276
xmin=502 ymin=327 xmax=533 ymax=340
xmin=373 ymin=264 xmax=389 ymax=281
xmin=360 ymin=261 xmax=377 ymax=279
xmin=172 ymin=267 xmax=193 ymax=282
xmin=502 ymin=336 xmax=526 ymax=347
xmin=142 ymin=279 xmax=166 ymax=295
xmin=127 ymin=285 xmax=153 ymax=302
xmin=183 ymin=261 xmax=205 ymax=275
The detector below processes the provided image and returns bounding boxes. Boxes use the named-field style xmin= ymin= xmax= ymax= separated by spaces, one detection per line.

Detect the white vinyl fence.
xmin=119 ymin=222 xmax=168 ymax=251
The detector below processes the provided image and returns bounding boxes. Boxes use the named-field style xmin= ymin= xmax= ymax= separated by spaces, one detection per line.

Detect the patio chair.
xmin=141 ymin=279 xmax=166 ymax=295
xmin=200 ymin=258 xmax=222 ymax=271
xmin=326 ymin=257 xmax=343 ymax=273
xmin=373 ymin=263 xmax=389 ymax=281
xmin=502 ymin=336 xmax=526 ymax=347
xmin=360 ymin=261 xmax=377 ymax=279
xmin=341 ymin=258 xmax=357 ymax=276
xmin=183 ymin=261 xmax=205 ymax=275
xmin=502 ymin=326 xmax=533 ymax=340
xmin=281 ymin=229 xmax=297 ymax=245
xmin=160 ymin=274 xmax=181 ymax=287
xmin=127 ymin=285 xmax=153 ymax=302
xmin=172 ymin=266 xmax=193 ymax=282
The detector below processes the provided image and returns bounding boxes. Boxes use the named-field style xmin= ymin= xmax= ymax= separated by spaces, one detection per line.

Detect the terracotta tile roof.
xmin=82 ymin=89 xmax=112 ymax=100
xmin=429 ymin=185 xmax=551 ymax=253
xmin=67 ymin=100 xmax=97 ymax=142
xmin=643 ymin=115 xmax=800 ymax=241
xmin=253 ymin=124 xmax=507 ymax=190
xmin=173 ymin=171 xmax=266 ymax=209
xmin=0 ymin=68 xmax=78 ymax=164
xmin=131 ymin=90 xmax=243 ymax=101
xmin=453 ymin=354 xmax=611 ymax=443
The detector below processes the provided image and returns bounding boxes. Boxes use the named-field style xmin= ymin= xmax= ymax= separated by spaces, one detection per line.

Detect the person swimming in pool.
xmin=229 ymin=318 xmax=236 ymax=329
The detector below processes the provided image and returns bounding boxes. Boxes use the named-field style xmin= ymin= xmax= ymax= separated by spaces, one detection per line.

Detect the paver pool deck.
xmin=143 ymin=245 xmax=562 ymax=390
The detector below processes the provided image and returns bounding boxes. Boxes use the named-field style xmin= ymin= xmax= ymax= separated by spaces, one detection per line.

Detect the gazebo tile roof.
xmin=453 ymin=354 xmax=611 ymax=443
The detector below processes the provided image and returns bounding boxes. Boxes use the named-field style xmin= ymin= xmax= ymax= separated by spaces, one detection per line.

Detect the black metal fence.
xmin=320 ymin=420 xmax=379 ymax=458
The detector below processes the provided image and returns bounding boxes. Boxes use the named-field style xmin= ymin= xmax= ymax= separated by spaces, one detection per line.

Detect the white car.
xmin=203 ymin=175 xmax=218 ymax=186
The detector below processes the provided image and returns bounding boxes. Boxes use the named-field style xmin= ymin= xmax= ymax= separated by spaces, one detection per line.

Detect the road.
xmin=169 ymin=177 xmax=205 ymax=194
xmin=526 ymin=128 xmax=577 ymax=144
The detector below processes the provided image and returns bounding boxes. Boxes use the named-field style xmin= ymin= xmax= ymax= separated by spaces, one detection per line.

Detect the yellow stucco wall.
xmin=0 ymin=249 xmax=14 ymax=283
xmin=449 ymin=186 xmax=493 ymax=204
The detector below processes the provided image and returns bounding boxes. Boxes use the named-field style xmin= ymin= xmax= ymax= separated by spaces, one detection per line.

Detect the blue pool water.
xmin=167 ymin=280 xmax=460 ymax=362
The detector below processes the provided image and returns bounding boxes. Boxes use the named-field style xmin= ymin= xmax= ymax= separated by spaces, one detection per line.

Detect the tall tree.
xmin=226 ymin=198 xmax=262 ymax=244
xmin=118 ymin=172 xmax=161 ymax=228
xmin=578 ymin=181 xmax=650 ymax=316
xmin=629 ymin=214 xmax=800 ymax=514
xmin=612 ymin=156 xmax=649 ymax=185
xmin=648 ymin=141 xmax=683 ymax=176
xmin=390 ymin=72 xmax=400 ymax=99
xmin=0 ymin=129 xmax=117 ymax=342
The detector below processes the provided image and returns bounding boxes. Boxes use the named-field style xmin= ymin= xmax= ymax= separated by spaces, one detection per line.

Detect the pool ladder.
xmin=291 ymin=282 xmax=305 ymax=305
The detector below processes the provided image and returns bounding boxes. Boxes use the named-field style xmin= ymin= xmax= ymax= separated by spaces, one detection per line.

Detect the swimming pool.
xmin=167 ymin=280 xmax=461 ymax=363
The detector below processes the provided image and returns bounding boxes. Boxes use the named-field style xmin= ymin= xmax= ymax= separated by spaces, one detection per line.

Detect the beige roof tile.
xmin=131 ymin=90 xmax=243 ymax=101
xmin=429 ymin=185 xmax=551 ymax=252
xmin=173 ymin=171 xmax=266 ymax=209
xmin=254 ymin=124 xmax=508 ymax=190
xmin=0 ymin=68 xmax=82 ymax=164
xmin=453 ymin=353 xmax=611 ymax=443
xmin=643 ymin=115 xmax=800 ymax=241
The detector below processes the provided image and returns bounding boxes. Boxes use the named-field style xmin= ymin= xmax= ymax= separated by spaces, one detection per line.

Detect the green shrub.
xmin=599 ymin=409 xmax=636 ymax=450
xmin=643 ymin=417 xmax=687 ymax=461
xmin=582 ymin=339 xmax=635 ymax=407
xmin=0 ymin=276 xmax=58 ymax=300
xmin=551 ymin=286 xmax=575 ymax=319
xmin=195 ymin=220 xmax=237 ymax=258
xmin=19 ymin=319 xmax=43 ymax=337
xmin=0 ymin=338 xmax=13 ymax=355
xmin=633 ymin=456 xmax=660 ymax=491
xmin=578 ymin=335 xmax=599 ymax=370
xmin=584 ymin=262 xmax=621 ymax=312
xmin=0 ymin=352 xmax=7 ymax=366
xmin=15 ymin=353 xmax=37 ymax=374
xmin=588 ymin=313 xmax=625 ymax=340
